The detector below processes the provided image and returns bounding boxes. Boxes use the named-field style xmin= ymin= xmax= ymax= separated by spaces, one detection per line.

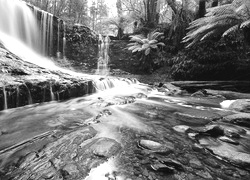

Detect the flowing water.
xmin=1 ymin=1 xmax=250 ymax=179
xmin=96 ymin=35 xmax=110 ymax=75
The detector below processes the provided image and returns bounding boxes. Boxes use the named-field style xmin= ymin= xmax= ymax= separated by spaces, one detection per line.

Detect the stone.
xmin=138 ymin=140 xmax=162 ymax=150
xmin=192 ymin=143 xmax=204 ymax=152
xmin=218 ymin=136 xmax=239 ymax=145
xmin=228 ymin=99 xmax=250 ymax=113
xmin=189 ymin=159 xmax=203 ymax=170
xmin=173 ymin=125 xmax=190 ymax=133
xmin=207 ymin=144 xmax=250 ymax=167
xmin=160 ymin=158 xmax=185 ymax=171
xmin=151 ymin=163 xmax=175 ymax=173
xmin=203 ymin=158 xmax=220 ymax=168
xmin=91 ymin=138 xmax=122 ymax=158
xmin=195 ymin=171 xmax=213 ymax=179
xmin=222 ymin=113 xmax=250 ymax=128
xmin=191 ymin=90 xmax=206 ymax=97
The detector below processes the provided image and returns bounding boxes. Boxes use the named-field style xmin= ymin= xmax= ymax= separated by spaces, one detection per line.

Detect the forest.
xmin=22 ymin=0 xmax=250 ymax=81
xmin=1 ymin=0 xmax=250 ymax=180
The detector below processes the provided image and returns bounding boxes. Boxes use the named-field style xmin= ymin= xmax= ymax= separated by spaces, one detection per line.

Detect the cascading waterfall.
xmin=63 ymin=22 xmax=66 ymax=59
xmin=3 ymin=86 xmax=7 ymax=110
xmin=57 ymin=20 xmax=61 ymax=58
xmin=0 ymin=0 xmax=138 ymax=111
xmin=96 ymin=35 xmax=110 ymax=75
xmin=23 ymin=84 xmax=33 ymax=105
xmin=0 ymin=0 xmax=39 ymax=52
xmin=0 ymin=0 xmax=58 ymax=69
xmin=49 ymin=84 xmax=55 ymax=101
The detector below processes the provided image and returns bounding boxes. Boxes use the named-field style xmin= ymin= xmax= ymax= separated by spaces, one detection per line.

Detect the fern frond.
xmin=206 ymin=4 xmax=233 ymax=17
xmin=222 ymin=24 xmax=239 ymax=37
xmin=240 ymin=19 xmax=250 ymax=28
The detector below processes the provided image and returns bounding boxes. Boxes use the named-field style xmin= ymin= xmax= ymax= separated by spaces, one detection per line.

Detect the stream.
xmin=0 ymin=81 xmax=250 ymax=180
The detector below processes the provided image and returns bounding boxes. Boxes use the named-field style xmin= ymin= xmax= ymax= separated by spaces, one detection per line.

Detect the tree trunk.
xmin=212 ymin=0 xmax=218 ymax=7
xmin=196 ymin=0 xmax=206 ymax=19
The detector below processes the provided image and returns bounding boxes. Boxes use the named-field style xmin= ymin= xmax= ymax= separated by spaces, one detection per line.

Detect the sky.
xmin=88 ymin=0 xmax=117 ymax=17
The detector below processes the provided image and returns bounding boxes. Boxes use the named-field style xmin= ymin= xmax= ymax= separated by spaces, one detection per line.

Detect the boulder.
xmin=228 ymin=99 xmax=250 ymax=113
xmin=222 ymin=113 xmax=250 ymax=128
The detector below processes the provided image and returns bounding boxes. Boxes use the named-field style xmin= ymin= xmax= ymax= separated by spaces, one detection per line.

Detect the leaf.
xmin=145 ymin=48 xmax=151 ymax=56
xmin=222 ymin=24 xmax=239 ymax=37
xmin=157 ymin=42 xmax=165 ymax=46
xmin=240 ymin=19 xmax=250 ymax=28
xmin=149 ymin=40 xmax=158 ymax=44
xmin=132 ymin=47 xmax=142 ymax=53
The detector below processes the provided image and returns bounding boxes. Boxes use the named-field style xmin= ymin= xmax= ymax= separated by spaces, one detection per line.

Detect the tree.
xmin=183 ymin=0 xmax=250 ymax=47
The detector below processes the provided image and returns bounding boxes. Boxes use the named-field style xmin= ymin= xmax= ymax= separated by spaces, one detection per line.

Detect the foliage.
xmin=183 ymin=0 xmax=250 ymax=47
xmin=171 ymin=37 xmax=250 ymax=80
xmin=127 ymin=31 xmax=165 ymax=73
xmin=166 ymin=0 xmax=197 ymax=50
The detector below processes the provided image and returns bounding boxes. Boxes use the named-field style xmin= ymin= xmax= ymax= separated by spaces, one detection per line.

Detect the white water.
xmin=96 ymin=35 xmax=110 ymax=75
xmin=3 ymin=86 xmax=7 ymax=110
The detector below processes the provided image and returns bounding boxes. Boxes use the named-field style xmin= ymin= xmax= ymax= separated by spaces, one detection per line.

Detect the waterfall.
xmin=23 ymin=84 xmax=33 ymax=105
xmin=57 ymin=20 xmax=61 ymax=58
xmin=49 ymin=84 xmax=55 ymax=101
xmin=63 ymin=22 xmax=66 ymax=59
xmin=0 ymin=0 xmax=59 ymax=70
xmin=96 ymin=35 xmax=110 ymax=75
xmin=3 ymin=86 xmax=7 ymax=110
xmin=0 ymin=0 xmax=39 ymax=51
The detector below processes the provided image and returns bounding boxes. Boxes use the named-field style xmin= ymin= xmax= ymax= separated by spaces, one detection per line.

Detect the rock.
xmin=219 ymin=136 xmax=239 ymax=145
xmin=138 ymin=140 xmax=162 ymax=150
xmin=191 ymin=90 xmax=206 ymax=97
xmin=195 ymin=170 xmax=213 ymax=179
xmin=189 ymin=159 xmax=203 ymax=170
xmin=203 ymin=158 xmax=220 ymax=168
xmin=228 ymin=99 xmax=250 ymax=113
xmin=91 ymin=138 xmax=122 ymax=158
xmin=138 ymin=140 xmax=174 ymax=155
xmin=159 ymin=158 xmax=185 ymax=171
xmin=207 ymin=144 xmax=250 ymax=167
xmin=193 ymin=125 xmax=224 ymax=137
xmin=173 ymin=125 xmax=190 ymax=133
xmin=192 ymin=143 xmax=204 ymax=152
xmin=222 ymin=113 xmax=250 ymax=128
xmin=151 ymin=163 xmax=175 ymax=173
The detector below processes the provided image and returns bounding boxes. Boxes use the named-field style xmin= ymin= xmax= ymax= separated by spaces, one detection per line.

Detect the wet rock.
xmin=191 ymin=90 xmax=206 ymax=97
xmin=91 ymin=138 xmax=122 ymax=158
xmin=203 ymin=158 xmax=220 ymax=168
xmin=138 ymin=140 xmax=174 ymax=155
xmin=138 ymin=140 xmax=162 ymax=150
xmin=222 ymin=113 xmax=250 ymax=128
xmin=195 ymin=170 xmax=213 ymax=179
xmin=228 ymin=99 xmax=250 ymax=113
xmin=218 ymin=136 xmax=239 ymax=145
xmin=192 ymin=143 xmax=204 ymax=152
xmin=193 ymin=125 xmax=224 ymax=137
xmin=159 ymin=158 xmax=185 ymax=171
xmin=189 ymin=159 xmax=203 ymax=170
xmin=173 ymin=125 xmax=190 ymax=133
xmin=207 ymin=144 xmax=250 ymax=167
xmin=151 ymin=163 xmax=175 ymax=173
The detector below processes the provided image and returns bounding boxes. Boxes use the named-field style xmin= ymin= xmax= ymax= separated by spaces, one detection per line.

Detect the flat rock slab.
xmin=222 ymin=113 xmax=250 ymax=128
xmin=228 ymin=99 xmax=250 ymax=113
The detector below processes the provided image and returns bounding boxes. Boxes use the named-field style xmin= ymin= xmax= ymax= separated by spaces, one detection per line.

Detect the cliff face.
xmin=0 ymin=44 xmax=96 ymax=111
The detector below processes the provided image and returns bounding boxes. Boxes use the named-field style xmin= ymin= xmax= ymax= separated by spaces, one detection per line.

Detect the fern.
xmin=183 ymin=0 xmax=250 ymax=47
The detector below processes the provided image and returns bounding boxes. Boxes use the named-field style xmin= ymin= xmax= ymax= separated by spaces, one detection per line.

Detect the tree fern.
xmin=183 ymin=0 xmax=250 ymax=47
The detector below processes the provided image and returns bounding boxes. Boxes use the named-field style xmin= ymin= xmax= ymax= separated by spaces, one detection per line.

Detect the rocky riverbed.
xmin=1 ymin=79 xmax=250 ymax=180
xmin=1 ymin=43 xmax=250 ymax=180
